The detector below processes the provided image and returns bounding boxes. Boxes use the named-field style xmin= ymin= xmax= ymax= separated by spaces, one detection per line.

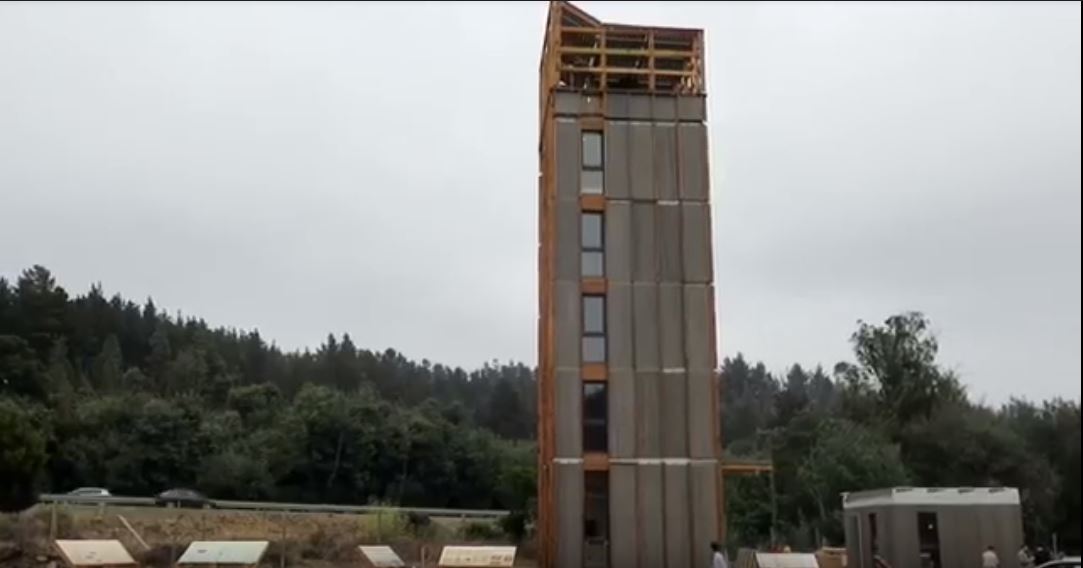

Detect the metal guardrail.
xmin=38 ymin=494 xmax=509 ymax=519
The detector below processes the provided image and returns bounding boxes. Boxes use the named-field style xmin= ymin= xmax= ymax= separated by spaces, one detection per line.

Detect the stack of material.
xmin=816 ymin=547 xmax=848 ymax=568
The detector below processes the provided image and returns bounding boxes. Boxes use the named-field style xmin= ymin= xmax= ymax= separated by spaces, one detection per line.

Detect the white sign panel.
xmin=359 ymin=545 xmax=406 ymax=567
xmin=177 ymin=541 xmax=269 ymax=565
xmin=438 ymin=546 xmax=517 ymax=567
xmin=55 ymin=540 xmax=136 ymax=567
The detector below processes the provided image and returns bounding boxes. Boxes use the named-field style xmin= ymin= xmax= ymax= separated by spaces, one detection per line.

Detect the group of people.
xmin=708 ymin=543 xmax=1057 ymax=568
xmin=1016 ymin=544 xmax=1055 ymax=568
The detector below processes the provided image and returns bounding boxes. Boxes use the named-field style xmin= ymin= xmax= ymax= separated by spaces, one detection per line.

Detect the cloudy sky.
xmin=1 ymin=1 xmax=1079 ymax=403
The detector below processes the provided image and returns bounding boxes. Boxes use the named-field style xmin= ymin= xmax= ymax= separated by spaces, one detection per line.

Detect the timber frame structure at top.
xmin=539 ymin=0 xmax=705 ymax=129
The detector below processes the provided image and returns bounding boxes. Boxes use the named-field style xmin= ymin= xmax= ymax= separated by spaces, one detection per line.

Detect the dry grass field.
xmin=0 ymin=504 xmax=537 ymax=567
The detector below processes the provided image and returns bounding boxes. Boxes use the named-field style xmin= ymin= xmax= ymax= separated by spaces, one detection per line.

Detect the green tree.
xmin=92 ymin=334 xmax=123 ymax=391
xmin=44 ymin=339 xmax=76 ymax=401
xmin=0 ymin=398 xmax=51 ymax=511
xmin=13 ymin=266 xmax=69 ymax=360
xmin=798 ymin=418 xmax=909 ymax=545
xmin=164 ymin=348 xmax=208 ymax=395
xmin=227 ymin=383 xmax=282 ymax=426
xmin=836 ymin=312 xmax=965 ymax=430
xmin=0 ymin=335 xmax=45 ymax=398
xmin=146 ymin=327 xmax=172 ymax=382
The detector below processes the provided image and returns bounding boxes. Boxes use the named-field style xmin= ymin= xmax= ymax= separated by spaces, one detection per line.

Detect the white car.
xmin=1037 ymin=558 xmax=1082 ymax=568
xmin=68 ymin=487 xmax=111 ymax=497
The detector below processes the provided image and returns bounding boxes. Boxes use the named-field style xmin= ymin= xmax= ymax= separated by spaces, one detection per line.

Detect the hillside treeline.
xmin=1 ymin=265 xmax=1079 ymax=551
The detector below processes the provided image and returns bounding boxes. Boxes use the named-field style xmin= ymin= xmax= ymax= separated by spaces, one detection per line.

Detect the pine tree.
xmin=92 ymin=334 xmax=123 ymax=391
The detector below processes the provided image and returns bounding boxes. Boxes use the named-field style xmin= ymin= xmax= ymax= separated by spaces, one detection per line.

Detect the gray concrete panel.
xmin=678 ymin=123 xmax=709 ymax=201
xmin=677 ymin=95 xmax=707 ymax=122
xmin=606 ymin=93 xmax=630 ymax=119
xmin=554 ymin=368 xmax=582 ymax=458
xmin=632 ymin=203 xmax=658 ymax=282
xmin=659 ymin=283 xmax=684 ymax=369
xmin=609 ymin=466 xmax=638 ymax=568
xmin=683 ymin=285 xmax=714 ymax=372
xmin=635 ymin=371 xmax=661 ymax=457
xmin=555 ymin=462 xmax=585 ymax=568
xmin=633 ymin=283 xmax=660 ymax=371
xmin=960 ymin=509 xmax=983 ymax=568
xmin=664 ymin=463 xmax=692 ymax=568
xmin=607 ymin=283 xmax=634 ymax=371
xmin=658 ymin=203 xmax=683 ymax=283
xmin=555 ymin=199 xmax=581 ymax=281
xmin=554 ymin=280 xmax=581 ymax=370
xmin=557 ymin=119 xmax=581 ymax=200
xmin=660 ymin=370 xmax=688 ymax=458
xmin=891 ymin=508 xmax=918 ymax=568
xmin=681 ymin=202 xmax=713 ymax=284
xmin=555 ymin=92 xmax=580 ymax=116
xmin=581 ymin=93 xmax=602 ymax=116
xmin=977 ymin=511 xmax=997 ymax=561
xmin=630 ymin=122 xmax=655 ymax=200
xmin=690 ymin=462 xmax=719 ymax=567
xmin=654 ymin=96 xmax=677 ymax=121
xmin=628 ymin=95 xmax=652 ymax=120
xmin=608 ymin=368 xmax=636 ymax=458
xmin=939 ymin=508 xmax=968 ymax=568
xmin=637 ymin=464 xmax=665 ymax=568
xmin=654 ymin=123 xmax=679 ymax=201
xmin=605 ymin=200 xmax=632 ymax=283
xmin=687 ymin=370 xmax=715 ymax=459
xmin=605 ymin=121 xmax=630 ymax=199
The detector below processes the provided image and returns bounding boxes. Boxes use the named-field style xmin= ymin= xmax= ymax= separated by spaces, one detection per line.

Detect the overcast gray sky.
xmin=1 ymin=1 xmax=1079 ymax=403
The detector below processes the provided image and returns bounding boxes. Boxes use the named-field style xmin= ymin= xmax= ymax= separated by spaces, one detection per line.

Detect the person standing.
xmin=711 ymin=542 xmax=728 ymax=568
xmin=1018 ymin=545 xmax=1034 ymax=568
xmin=984 ymin=546 xmax=1001 ymax=568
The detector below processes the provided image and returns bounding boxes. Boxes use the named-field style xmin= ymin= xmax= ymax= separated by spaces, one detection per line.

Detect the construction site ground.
xmin=0 ymin=504 xmax=537 ymax=567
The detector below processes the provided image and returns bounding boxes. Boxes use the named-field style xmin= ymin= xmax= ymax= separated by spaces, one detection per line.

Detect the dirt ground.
xmin=0 ymin=504 xmax=537 ymax=567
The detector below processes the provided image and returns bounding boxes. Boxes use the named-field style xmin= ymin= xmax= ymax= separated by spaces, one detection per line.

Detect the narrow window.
xmin=582 ymin=132 xmax=603 ymax=168
xmin=581 ymin=212 xmax=604 ymax=277
xmin=869 ymin=513 xmax=879 ymax=556
xmin=917 ymin=512 xmax=941 ymax=568
xmin=582 ymin=295 xmax=606 ymax=363
xmin=581 ymin=171 xmax=604 ymax=195
xmin=581 ymin=131 xmax=604 ymax=195
xmin=583 ymin=382 xmax=608 ymax=452
xmin=584 ymin=471 xmax=609 ymax=567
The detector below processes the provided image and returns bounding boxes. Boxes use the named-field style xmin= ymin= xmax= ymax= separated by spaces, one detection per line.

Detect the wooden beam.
xmin=720 ymin=460 xmax=774 ymax=475
xmin=581 ymin=363 xmax=607 ymax=381
xmin=560 ymin=46 xmax=694 ymax=59
xmin=583 ymin=452 xmax=609 ymax=471
xmin=560 ymin=66 xmax=693 ymax=77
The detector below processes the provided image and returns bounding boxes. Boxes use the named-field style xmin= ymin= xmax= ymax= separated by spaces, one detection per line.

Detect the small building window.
xmin=583 ymin=382 xmax=607 ymax=452
xmin=582 ymin=132 xmax=603 ymax=168
xmin=581 ymin=212 xmax=604 ymax=277
xmin=581 ymin=131 xmax=604 ymax=195
xmin=582 ymin=295 xmax=605 ymax=363
xmin=582 ymin=336 xmax=606 ymax=363
xmin=869 ymin=513 xmax=879 ymax=556
xmin=583 ymin=295 xmax=605 ymax=334
xmin=581 ymin=170 xmax=604 ymax=194
xmin=917 ymin=512 xmax=941 ymax=568
xmin=584 ymin=471 xmax=609 ymax=567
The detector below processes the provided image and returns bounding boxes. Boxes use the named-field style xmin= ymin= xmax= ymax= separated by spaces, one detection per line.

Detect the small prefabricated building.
xmin=843 ymin=487 xmax=1023 ymax=568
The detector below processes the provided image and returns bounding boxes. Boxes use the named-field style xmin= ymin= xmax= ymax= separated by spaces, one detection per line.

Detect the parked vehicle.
xmin=1038 ymin=558 xmax=1081 ymax=568
xmin=67 ymin=487 xmax=111 ymax=497
xmin=154 ymin=488 xmax=213 ymax=508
